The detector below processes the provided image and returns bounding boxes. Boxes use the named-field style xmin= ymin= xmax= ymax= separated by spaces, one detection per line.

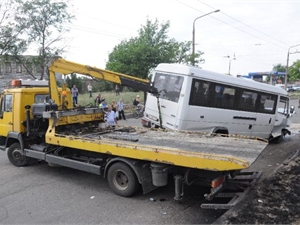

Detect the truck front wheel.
xmin=7 ymin=143 xmax=30 ymax=167
xmin=107 ymin=162 xmax=139 ymax=197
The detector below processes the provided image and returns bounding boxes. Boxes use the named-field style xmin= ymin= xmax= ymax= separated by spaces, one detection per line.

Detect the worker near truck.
xmin=95 ymin=93 xmax=103 ymax=106
xmin=133 ymin=95 xmax=144 ymax=112
xmin=106 ymin=104 xmax=118 ymax=127
xmin=117 ymin=99 xmax=126 ymax=120
xmin=71 ymin=84 xmax=79 ymax=106
xmin=87 ymin=83 xmax=93 ymax=98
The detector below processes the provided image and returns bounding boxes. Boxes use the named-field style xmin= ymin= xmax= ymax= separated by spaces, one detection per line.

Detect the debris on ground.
xmin=219 ymin=152 xmax=300 ymax=224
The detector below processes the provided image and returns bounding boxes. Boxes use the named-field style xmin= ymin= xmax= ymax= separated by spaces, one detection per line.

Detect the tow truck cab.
xmin=0 ymin=79 xmax=72 ymax=149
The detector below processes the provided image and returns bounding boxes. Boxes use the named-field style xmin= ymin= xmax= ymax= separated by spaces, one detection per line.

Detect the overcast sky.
xmin=63 ymin=0 xmax=300 ymax=76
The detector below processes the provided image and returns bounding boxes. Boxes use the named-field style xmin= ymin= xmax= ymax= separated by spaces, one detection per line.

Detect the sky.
xmin=61 ymin=0 xmax=300 ymax=76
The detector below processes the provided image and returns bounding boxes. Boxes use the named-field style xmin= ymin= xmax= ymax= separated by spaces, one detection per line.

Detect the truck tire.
xmin=7 ymin=143 xmax=30 ymax=167
xmin=107 ymin=162 xmax=139 ymax=197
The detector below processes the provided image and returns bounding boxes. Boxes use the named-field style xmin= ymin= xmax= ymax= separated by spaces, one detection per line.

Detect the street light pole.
xmin=284 ymin=44 xmax=300 ymax=89
xmin=225 ymin=54 xmax=236 ymax=75
xmin=192 ymin=9 xmax=220 ymax=66
xmin=228 ymin=54 xmax=236 ymax=75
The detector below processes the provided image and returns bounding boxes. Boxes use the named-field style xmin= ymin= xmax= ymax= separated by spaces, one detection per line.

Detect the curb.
xmin=125 ymin=113 xmax=134 ymax=119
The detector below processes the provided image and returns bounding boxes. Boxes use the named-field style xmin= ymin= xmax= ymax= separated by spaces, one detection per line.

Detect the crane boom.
xmin=47 ymin=58 xmax=157 ymax=106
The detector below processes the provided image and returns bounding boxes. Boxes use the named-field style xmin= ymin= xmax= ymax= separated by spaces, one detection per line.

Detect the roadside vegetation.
xmin=288 ymin=91 xmax=300 ymax=100
xmin=77 ymin=91 xmax=144 ymax=112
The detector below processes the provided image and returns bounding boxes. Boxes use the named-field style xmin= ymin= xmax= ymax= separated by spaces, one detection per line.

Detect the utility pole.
xmin=192 ymin=9 xmax=220 ymax=66
xmin=285 ymin=44 xmax=300 ymax=89
xmin=224 ymin=54 xmax=236 ymax=75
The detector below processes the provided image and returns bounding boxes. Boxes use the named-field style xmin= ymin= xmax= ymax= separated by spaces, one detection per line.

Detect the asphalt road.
xmin=0 ymin=151 xmax=228 ymax=224
xmin=0 ymin=116 xmax=226 ymax=224
xmin=1 ymin=101 xmax=299 ymax=224
xmin=290 ymin=99 xmax=300 ymax=123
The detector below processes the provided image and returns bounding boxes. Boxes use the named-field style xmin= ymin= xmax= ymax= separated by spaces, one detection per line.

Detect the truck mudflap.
xmin=201 ymin=171 xmax=262 ymax=210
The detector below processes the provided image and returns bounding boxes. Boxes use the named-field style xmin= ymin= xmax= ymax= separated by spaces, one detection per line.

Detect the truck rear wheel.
xmin=7 ymin=143 xmax=30 ymax=167
xmin=107 ymin=162 xmax=139 ymax=197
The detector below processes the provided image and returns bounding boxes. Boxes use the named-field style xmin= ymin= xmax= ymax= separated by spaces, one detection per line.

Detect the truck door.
xmin=0 ymin=94 xmax=14 ymax=137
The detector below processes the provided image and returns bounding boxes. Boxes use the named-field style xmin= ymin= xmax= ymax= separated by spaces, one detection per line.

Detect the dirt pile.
xmin=221 ymin=151 xmax=300 ymax=224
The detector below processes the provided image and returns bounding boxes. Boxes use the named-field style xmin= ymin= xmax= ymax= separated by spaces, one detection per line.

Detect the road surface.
xmin=0 ymin=100 xmax=299 ymax=224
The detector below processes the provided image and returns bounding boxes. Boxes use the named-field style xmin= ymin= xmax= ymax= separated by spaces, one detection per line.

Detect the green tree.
xmin=106 ymin=18 xmax=203 ymax=80
xmin=273 ymin=63 xmax=286 ymax=72
xmin=66 ymin=73 xmax=84 ymax=94
xmin=266 ymin=63 xmax=286 ymax=83
xmin=288 ymin=60 xmax=300 ymax=81
xmin=0 ymin=0 xmax=28 ymax=56
xmin=273 ymin=63 xmax=286 ymax=84
xmin=14 ymin=0 xmax=74 ymax=79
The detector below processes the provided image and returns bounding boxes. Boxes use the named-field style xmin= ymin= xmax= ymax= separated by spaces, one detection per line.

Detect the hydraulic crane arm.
xmin=47 ymin=58 xmax=157 ymax=106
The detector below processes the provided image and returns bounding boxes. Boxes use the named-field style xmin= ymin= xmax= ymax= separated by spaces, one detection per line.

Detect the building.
xmin=241 ymin=71 xmax=286 ymax=85
xmin=0 ymin=55 xmax=42 ymax=91
xmin=0 ymin=55 xmax=62 ymax=91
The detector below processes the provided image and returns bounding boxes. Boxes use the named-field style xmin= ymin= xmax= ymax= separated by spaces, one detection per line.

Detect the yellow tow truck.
xmin=0 ymin=58 xmax=268 ymax=207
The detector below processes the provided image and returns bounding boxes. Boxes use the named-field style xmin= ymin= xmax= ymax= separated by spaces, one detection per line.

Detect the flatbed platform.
xmin=49 ymin=125 xmax=268 ymax=172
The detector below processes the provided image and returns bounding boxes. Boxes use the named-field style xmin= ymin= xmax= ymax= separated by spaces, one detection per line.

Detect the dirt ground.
xmin=216 ymin=132 xmax=300 ymax=224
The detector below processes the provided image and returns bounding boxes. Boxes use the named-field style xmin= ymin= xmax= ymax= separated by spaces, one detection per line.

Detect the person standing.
xmin=71 ymin=84 xmax=79 ymax=107
xmin=117 ymin=99 xmax=126 ymax=120
xmin=111 ymin=100 xmax=118 ymax=119
xmin=106 ymin=105 xmax=118 ymax=127
xmin=115 ymin=84 xmax=120 ymax=96
xmin=111 ymin=100 xmax=117 ymax=112
xmin=87 ymin=83 xmax=93 ymax=98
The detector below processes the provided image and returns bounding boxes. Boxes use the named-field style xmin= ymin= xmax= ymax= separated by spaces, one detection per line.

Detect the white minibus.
xmin=142 ymin=64 xmax=292 ymax=140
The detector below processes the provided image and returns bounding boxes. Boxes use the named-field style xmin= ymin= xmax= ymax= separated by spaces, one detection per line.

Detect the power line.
xmin=198 ymin=0 xmax=290 ymax=48
xmin=74 ymin=11 xmax=136 ymax=32
xmin=175 ymin=0 xmax=287 ymax=50
xmin=201 ymin=46 xmax=279 ymax=66
xmin=64 ymin=24 xmax=131 ymax=39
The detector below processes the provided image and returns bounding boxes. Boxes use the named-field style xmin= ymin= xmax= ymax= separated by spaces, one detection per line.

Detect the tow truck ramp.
xmin=201 ymin=170 xmax=262 ymax=210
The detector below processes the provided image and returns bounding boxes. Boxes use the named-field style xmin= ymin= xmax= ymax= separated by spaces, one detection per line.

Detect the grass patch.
xmin=77 ymin=91 xmax=144 ymax=112
xmin=289 ymin=92 xmax=300 ymax=100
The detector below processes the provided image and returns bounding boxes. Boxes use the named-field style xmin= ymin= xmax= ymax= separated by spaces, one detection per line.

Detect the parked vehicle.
xmin=292 ymin=85 xmax=300 ymax=91
xmin=142 ymin=64 xmax=292 ymax=141
xmin=286 ymin=85 xmax=294 ymax=92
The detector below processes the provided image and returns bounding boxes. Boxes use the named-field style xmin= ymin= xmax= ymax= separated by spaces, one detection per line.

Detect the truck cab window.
xmin=4 ymin=95 xmax=13 ymax=112
xmin=35 ymin=94 xmax=49 ymax=103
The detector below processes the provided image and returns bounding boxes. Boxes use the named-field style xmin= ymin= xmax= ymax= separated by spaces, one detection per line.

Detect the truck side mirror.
xmin=25 ymin=105 xmax=31 ymax=110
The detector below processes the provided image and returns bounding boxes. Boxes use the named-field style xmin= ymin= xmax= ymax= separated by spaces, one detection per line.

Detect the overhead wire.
xmin=65 ymin=24 xmax=130 ymax=39
xmin=198 ymin=0 xmax=290 ymax=48
xmin=175 ymin=0 xmax=287 ymax=50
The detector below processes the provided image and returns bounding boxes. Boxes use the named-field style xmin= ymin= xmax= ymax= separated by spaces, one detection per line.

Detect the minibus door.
xmin=251 ymin=113 xmax=274 ymax=139
xmin=251 ymin=96 xmax=277 ymax=139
